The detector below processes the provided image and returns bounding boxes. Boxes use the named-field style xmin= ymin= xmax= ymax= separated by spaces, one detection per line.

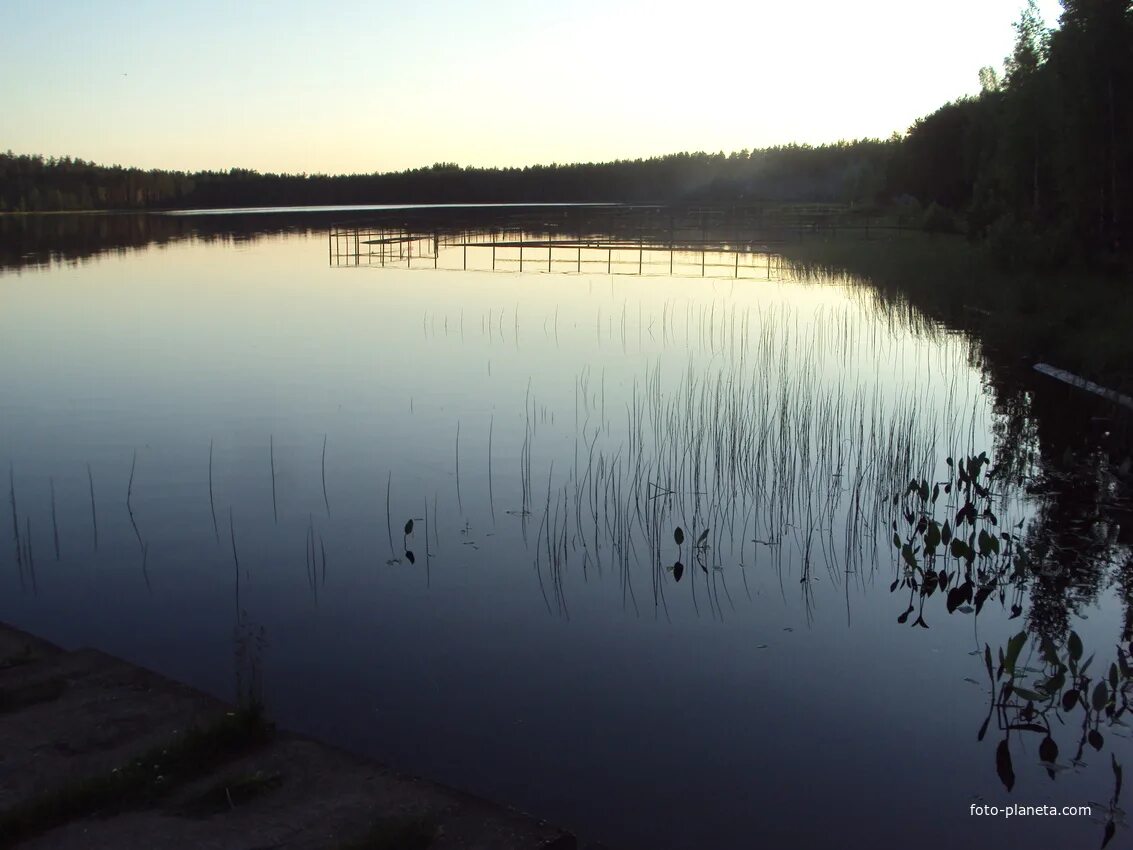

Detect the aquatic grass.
xmin=8 ymin=465 xmax=22 ymax=583
xmin=0 ymin=269 xmax=1011 ymax=631
xmin=321 ymin=434 xmax=330 ymax=517
xmin=208 ymin=441 xmax=219 ymax=544
xmin=127 ymin=449 xmax=143 ymax=552
xmin=270 ymin=435 xmax=277 ymax=525
xmin=229 ymin=508 xmax=240 ymax=612
xmin=87 ymin=463 xmax=98 ymax=551
xmin=24 ymin=517 xmax=36 ymax=594
xmin=49 ymin=477 xmax=59 ymax=560
xmin=385 ymin=472 xmax=394 ymax=559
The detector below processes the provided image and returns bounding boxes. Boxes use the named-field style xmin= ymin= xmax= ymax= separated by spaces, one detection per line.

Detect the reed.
xmin=127 ymin=450 xmax=143 ymax=552
xmin=49 ymin=477 xmax=59 ymax=560
xmin=270 ymin=435 xmax=277 ymax=525
xmin=321 ymin=434 xmax=330 ymax=517
xmin=208 ymin=441 xmax=219 ymax=544
xmin=87 ymin=463 xmax=98 ymax=552
xmin=385 ymin=472 xmax=394 ymax=558
xmin=9 ymin=464 xmax=20 ymax=568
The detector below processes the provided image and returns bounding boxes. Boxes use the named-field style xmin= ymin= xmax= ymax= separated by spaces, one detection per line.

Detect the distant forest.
xmin=2 ymin=0 xmax=1129 ymax=266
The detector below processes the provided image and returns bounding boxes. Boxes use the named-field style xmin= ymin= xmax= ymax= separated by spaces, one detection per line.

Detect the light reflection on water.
xmin=0 ymin=218 xmax=1128 ymax=850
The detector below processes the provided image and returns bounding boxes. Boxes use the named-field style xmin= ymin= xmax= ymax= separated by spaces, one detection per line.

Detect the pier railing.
xmin=328 ymin=226 xmax=794 ymax=280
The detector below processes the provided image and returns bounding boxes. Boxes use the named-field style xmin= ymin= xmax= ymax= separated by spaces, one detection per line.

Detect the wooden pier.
xmin=328 ymin=226 xmax=791 ymax=281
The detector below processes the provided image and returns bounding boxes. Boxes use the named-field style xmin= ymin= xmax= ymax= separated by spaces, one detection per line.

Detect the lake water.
xmin=1 ymin=210 xmax=1130 ymax=849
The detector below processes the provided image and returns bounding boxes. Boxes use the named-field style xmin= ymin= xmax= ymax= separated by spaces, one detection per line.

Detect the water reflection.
xmin=0 ymin=210 xmax=1130 ymax=849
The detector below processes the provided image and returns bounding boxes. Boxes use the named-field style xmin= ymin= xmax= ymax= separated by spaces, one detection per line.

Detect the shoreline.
xmin=0 ymin=621 xmax=590 ymax=850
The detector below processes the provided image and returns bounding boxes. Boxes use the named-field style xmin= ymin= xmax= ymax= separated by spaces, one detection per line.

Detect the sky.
xmin=0 ymin=0 xmax=1066 ymax=175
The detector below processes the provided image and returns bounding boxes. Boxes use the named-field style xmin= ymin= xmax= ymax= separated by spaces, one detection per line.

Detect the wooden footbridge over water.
xmin=328 ymin=226 xmax=793 ymax=280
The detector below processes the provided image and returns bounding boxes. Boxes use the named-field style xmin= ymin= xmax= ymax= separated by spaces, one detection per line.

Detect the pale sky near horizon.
xmin=1 ymin=0 xmax=1066 ymax=175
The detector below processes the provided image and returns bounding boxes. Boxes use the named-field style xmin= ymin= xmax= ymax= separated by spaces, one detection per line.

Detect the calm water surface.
xmin=1 ymin=212 xmax=1129 ymax=849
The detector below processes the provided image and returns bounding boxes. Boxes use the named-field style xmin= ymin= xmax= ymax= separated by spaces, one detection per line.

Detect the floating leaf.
xmin=1103 ymin=819 xmax=1116 ymax=849
xmin=673 ymin=561 xmax=684 ymax=582
xmin=889 ymin=578 xmax=899 ymax=592
xmin=901 ymin=543 xmax=918 ymax=570
xmin=1068 ymin=631 xmax=1083 ymax=662
xmin=1110 ymin=663 xmax=1119 ymax=692
xmin=404 ymin=550 xmax=415 ymax=564
xmin=1042 ymin=670 xmax=1066 ymax=695
xmin=1089 ymin=729 xmax=1104 ymax=751
xmin=941 ymin=520 xmax=952 ymax=546
xmin=674 ymin=527 xmax=685 ymax=545
xmin=985 ymin=644 xmax=994 ymax=682
xmin=1041 ymin=637 xmax=1060 ymax=668
xmin=1093 ymin=681 xmax=1109 ymax=712
xmin=978 ymin=713 xmax=991 ymax=741
xmin=404 ymin=519 xmax=414 ymax=536
xmin=1061 ymin=689 xmax=1079 ymax=712
xmin=925 ymin=521 xmax=941 ymax=550
xmin=697 ymin=528 xmax=710 ymax=544
xmin=947 ymin=586 xmax=969 ymax=614
xmin=1113 ymin=753 xmax=1123 ymax=798
xmin=978 ymin=529 xmax=993 ymax=557
xmin=1039 ymin=736 xmax=1059 ymax=764
xmin=996 ymin=739 xmax=1016 ymax=792
xmin=965 ymin=584 xmax=992 ymax=616
xmin=1004 ymin=631 xmax=1028 ymax=678
xmin=892 ymin=532 xmax=901 ymax=550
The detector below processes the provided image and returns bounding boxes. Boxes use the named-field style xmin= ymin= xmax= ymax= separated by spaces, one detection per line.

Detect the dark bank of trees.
xmin=0 ymin=142 xmax=894 ymax=212
xmin=1 ymin=0 xmax=1130 ymax=266
xmin=892 ymin=0 xmax=1133 ymax=265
